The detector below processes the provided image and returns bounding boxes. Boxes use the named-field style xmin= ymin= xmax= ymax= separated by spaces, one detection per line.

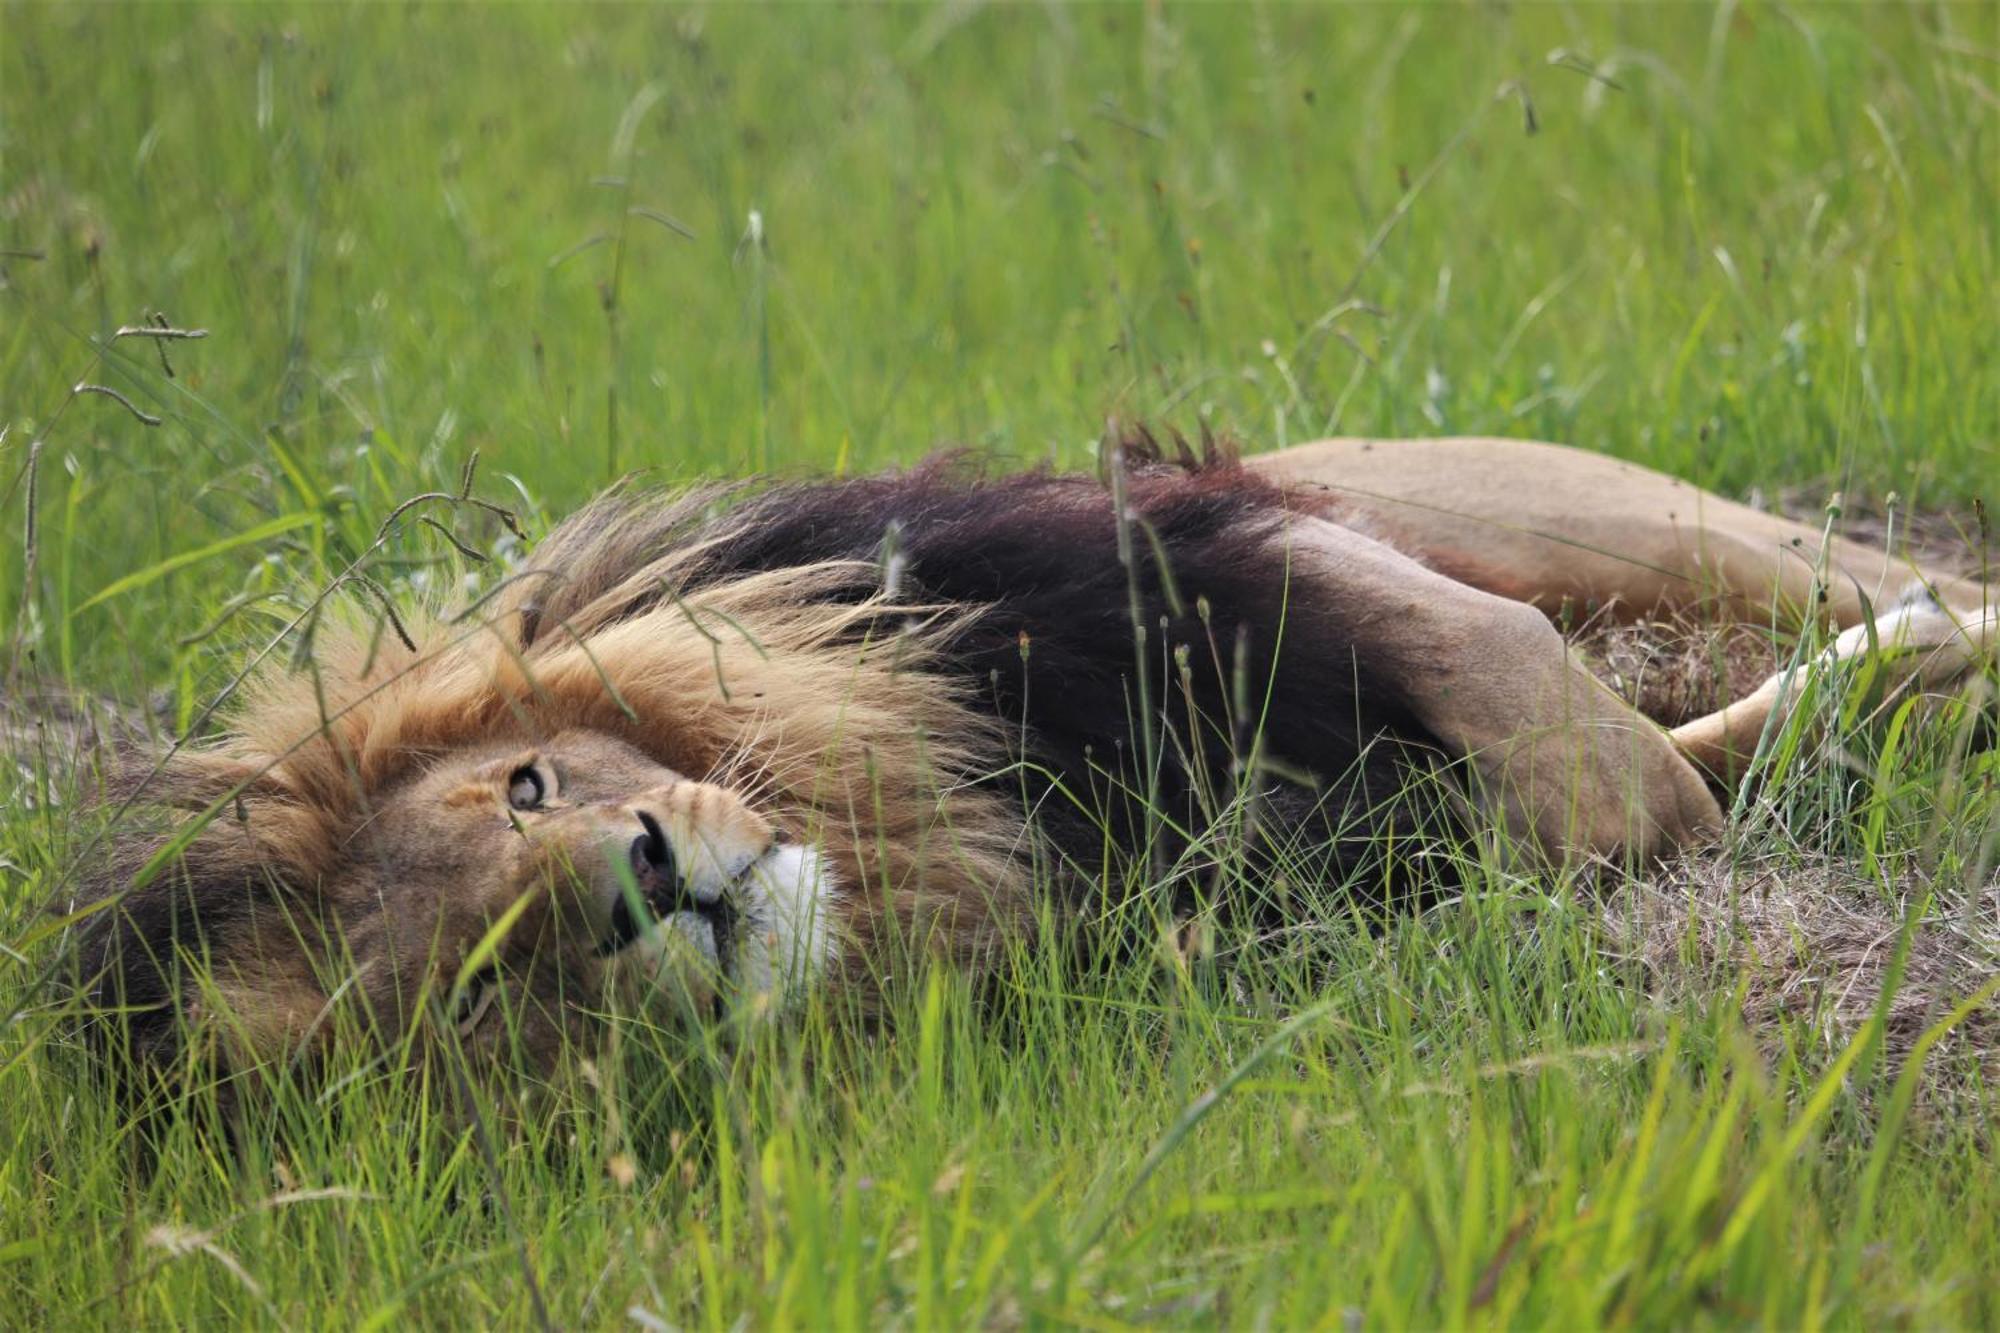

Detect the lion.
xmin=75 ymin=435 xmax=1996 ymax=1094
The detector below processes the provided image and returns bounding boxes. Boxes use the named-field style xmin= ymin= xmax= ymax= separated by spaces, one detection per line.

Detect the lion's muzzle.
xmin=502 ymin=773 xmax=844 ymax=1010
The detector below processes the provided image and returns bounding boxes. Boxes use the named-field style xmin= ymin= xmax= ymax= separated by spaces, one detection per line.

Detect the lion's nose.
xmin=631 ymin=809 xmax=678 ymax=884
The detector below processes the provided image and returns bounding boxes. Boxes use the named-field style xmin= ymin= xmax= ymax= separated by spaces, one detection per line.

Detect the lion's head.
xmin=76 ymin=488 xmax=1035 ymax=1094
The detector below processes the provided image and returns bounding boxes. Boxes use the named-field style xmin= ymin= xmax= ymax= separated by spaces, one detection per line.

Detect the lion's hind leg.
xmin=1252 ymin=437 xmax=1990 ymax=630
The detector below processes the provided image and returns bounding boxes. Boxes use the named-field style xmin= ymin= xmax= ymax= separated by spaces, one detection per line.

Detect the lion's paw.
xmin=1829 ymin=583 xmax=1997 ymax=690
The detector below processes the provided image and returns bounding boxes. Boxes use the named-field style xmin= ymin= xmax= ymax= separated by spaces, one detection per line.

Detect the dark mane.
xmin=539 ymin=455 xmax=1459 ymax=911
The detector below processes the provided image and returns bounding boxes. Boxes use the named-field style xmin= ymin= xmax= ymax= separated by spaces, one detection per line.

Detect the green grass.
xmin=3 ymin=2 xmax=1997 ymax=1327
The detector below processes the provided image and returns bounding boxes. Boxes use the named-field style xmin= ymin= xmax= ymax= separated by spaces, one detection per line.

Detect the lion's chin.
xmin=600 ymin=842 xmax=840 ymax=1020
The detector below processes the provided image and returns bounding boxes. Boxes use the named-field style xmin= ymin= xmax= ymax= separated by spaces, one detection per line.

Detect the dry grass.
xmin=0 ymin=686 xmax=146 ymax=816
xmin=1574 ymin=612 xmax=1781 ymax=727
xmin=1605 ymin=851 xmax=1999 ymax=1094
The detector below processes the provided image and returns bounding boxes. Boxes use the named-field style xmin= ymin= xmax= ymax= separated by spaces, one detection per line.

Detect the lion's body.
xmin=78 ymin=437 xmax=1995 ymax=1093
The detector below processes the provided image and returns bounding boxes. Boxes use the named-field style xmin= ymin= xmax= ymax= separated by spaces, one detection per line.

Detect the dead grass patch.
xmin=1605 ymin=850 xmax=1998 ymax=1091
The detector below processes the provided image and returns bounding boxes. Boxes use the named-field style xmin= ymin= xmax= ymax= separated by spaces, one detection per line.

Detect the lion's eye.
xmin=507 ymin=762 xmax=552 ymax=811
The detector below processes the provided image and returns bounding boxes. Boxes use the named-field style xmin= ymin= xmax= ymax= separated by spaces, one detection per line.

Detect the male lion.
xmin=77 ymin=436 xmax=1995 ymax=1091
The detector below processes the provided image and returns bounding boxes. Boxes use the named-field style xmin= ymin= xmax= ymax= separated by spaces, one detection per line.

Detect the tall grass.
xmin=3 ymin=3 xmax=1996 ymax=1327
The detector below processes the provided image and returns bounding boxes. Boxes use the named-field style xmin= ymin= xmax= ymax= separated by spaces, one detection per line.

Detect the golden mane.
xmin=145 ymin=487 xmax=1042 ymax=989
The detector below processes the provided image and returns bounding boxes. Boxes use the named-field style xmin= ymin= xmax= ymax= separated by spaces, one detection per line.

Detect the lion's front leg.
xmin=1287 ymin=519 xmax=1724 ymax=863
xmin=1670 ymin=590 xmax=1999 ymax=783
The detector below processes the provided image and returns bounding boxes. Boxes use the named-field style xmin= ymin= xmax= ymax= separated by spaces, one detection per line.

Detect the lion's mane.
xmin=77 ymin=454 xmax=1452 ymax=1082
